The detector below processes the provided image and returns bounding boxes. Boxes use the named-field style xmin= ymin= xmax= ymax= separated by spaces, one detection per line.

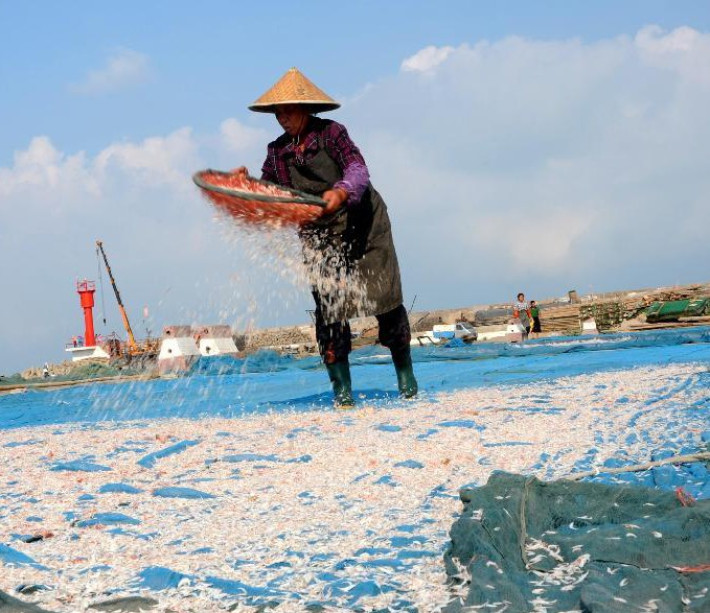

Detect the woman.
xmin=513 ymin=292 xmax=532 ymax=337
xmin=236 ymin=68 xmax=417 ymax=407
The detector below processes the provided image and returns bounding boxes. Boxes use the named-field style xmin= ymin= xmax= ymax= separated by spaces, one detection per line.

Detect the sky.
xmin=1 ymin=0 xmax=709 ymax=374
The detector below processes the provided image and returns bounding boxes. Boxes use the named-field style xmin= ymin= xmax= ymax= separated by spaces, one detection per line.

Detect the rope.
xmin=519 ymin=477 xmax=533 ymax=568
xmin=567 ymin=451 xmax=710 ymax=481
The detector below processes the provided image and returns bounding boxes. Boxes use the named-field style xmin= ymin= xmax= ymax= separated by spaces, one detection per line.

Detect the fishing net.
xmin=444 ymin=471 xmax=710 ymax=612
xmin=193 ymin=169 xmax=325 ymax=227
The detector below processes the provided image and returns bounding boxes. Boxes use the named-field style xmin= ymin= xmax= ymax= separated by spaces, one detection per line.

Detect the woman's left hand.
xmin=321 ymin=188 xmax=348 ymax=215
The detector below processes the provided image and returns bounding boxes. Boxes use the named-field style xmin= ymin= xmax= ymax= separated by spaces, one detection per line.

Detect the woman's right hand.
xmin=231 ymin=166 xmax=249 ymax=178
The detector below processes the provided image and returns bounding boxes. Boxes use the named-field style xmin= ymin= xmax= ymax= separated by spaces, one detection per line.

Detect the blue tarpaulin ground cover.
xmin=1 ymin=326 xmax=709 ymax=612
xmin=1 ymin=327 xmax=708 ymax=430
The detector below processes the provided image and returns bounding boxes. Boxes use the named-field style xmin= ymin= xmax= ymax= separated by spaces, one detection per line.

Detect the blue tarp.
xmin=1 ymin=326 xmax=710 ymax=612
xmin=1 ymin=327 xmax=709 ymax=430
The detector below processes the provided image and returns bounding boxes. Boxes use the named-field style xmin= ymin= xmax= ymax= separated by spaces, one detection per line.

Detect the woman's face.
xmin=274 ymin=104 xmax=310 ymax=137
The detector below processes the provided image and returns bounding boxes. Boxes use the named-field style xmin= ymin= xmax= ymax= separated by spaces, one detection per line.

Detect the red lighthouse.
xmin=76 ymin=279 xmax=97 ymax=347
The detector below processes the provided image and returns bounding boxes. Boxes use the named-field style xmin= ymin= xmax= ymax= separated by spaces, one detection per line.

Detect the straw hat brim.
xmin=249 ymin=68 xmax=340 ymax=114
xmin=248 ymin=100 xmax=340 ymax=114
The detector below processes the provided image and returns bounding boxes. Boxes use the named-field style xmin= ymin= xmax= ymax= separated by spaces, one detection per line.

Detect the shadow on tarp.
xmin=1 ymin=327 xmax=708 ymax=430
xmin=268 ymin=388 xmax=402 ymax=408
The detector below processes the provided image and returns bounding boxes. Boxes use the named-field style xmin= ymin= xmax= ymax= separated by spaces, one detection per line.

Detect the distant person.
xmin=513 ymin=292 xmax=532 ymax=336
xmin=42 ymin=363 xmax=50 ymax=378
xmin=530 ymin=300 xmax=541 ymax=337
xmin=234 ymin=68 xmax=417 ymax=407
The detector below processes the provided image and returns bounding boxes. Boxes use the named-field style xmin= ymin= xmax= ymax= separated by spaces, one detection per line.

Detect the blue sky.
xmin=1 ymin=1 xmax=709 ymax=373
xmin=3 ymin=0 xmax=708 ymax=160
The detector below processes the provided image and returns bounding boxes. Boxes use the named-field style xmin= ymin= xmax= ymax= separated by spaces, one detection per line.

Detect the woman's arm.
xmin=323 ymin=122 xmax=370 ymax=204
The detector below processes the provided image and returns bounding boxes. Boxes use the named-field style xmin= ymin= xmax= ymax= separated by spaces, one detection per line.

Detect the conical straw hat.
xmin=249 ymin=67 xmax=340 ymax=113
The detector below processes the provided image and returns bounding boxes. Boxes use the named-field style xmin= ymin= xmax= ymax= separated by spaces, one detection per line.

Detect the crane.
xmin=95 ymin=240 xmax=139 ymax=353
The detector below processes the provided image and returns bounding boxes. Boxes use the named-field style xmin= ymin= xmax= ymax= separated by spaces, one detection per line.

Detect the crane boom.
xmin=95 ymin=240 xmax=138 ymax=351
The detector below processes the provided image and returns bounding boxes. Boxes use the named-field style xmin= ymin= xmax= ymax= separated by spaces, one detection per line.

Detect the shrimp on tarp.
xmin=193 ymin=169 xmax=325 ymax=227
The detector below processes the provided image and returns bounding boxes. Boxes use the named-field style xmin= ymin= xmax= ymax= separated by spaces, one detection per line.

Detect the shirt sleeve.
xmin=323 ymin=122 xmax=370 ymax=204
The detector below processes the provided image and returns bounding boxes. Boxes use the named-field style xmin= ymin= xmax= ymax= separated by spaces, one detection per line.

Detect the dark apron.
xmin=288 ymin=143 xmax=403 ymax=324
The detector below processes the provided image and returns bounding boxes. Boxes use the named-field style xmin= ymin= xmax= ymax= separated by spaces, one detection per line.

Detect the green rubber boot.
xmin=326 ymin=361 xmax=354 ymax=408
xmin=393 ymin=353 xmax=418 ymax=399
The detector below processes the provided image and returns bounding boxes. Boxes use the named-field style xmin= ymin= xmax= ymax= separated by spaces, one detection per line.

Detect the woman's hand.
xmin=231 ymin=166 xmax=250 ymax=179
xmin=321 ymin=188 xmax=348 ymax=215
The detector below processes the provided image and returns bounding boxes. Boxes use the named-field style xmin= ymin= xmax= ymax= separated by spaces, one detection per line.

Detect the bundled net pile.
xmin=444 ymin=472 xmax=710 ymax=612
xmin=193 ymin=170 xmax=325 ymax=227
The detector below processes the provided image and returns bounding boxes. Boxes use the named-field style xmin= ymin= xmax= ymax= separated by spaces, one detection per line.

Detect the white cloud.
xmin=94 ymin=127 xmax=199 ymax=191
xmin=70 ymin=48 xmax=150 ymax=94
xmin=474 ymin=209 xmax=592 ymax=272
xmin=350 ymin=26 xmax=710 ymax=305
xmin=0 ymin=136 xmax=99 ymax=208
xmin=219 ymin=118 xmax=269 ymax=153
xmin=635 ymin=25 xmax=710 ymax=84
xmin=401 ymin=45 xmax=454 ymax=73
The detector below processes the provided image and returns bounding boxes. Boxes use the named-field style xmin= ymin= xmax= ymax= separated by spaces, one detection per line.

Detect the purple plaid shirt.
xmin=260 ymin=117 xmax=370 ymax=204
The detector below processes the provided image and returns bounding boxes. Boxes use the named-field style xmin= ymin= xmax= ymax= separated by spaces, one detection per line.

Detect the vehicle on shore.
xmin=411 ymin=322 xmax=478 ymax=346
